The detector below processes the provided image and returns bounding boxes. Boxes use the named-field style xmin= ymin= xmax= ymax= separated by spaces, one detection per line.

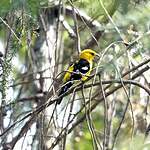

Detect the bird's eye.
xmin=90 ymin=52 xmax=95 ymax=56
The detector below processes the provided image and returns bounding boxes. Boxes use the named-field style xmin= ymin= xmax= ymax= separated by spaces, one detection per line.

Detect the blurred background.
xmin=0 ymin=0 xmax=149 ymax=149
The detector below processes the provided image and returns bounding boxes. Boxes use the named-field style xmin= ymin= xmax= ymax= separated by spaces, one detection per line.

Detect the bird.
xmin=57 ymin=49 xmax=100 ymax=104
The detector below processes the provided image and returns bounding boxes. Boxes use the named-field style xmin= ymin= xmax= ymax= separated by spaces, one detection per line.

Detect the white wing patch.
xmin=81 ymin=66 xmax=89 ymax=71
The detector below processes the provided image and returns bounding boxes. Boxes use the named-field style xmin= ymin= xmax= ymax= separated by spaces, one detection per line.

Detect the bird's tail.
xmin=57 ymin=81 xmax=73 ymax=104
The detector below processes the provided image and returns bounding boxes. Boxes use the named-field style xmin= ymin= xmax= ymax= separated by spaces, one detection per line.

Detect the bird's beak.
xmin=96 ymin=53 xmax=100 ymax=58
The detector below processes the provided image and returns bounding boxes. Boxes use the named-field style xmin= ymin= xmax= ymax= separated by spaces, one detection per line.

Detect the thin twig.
xmin=69 ymin=0 xmax=81 ymax=54
xmin=1 ymin=65 xmax=149 ymax=148
xmin=49 ymin=68 xmax=149 ymax=149
xmin=100 ymin=76 xmax=108 ymax=150
xmin=0 ymin=17 xmax=21 ymax=43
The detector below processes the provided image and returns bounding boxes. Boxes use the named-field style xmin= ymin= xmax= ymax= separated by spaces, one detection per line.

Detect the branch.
xmin=5 ymin=115 xmax=35 ymax=149
xmin=82 ymin=30 xmax=104 ymax=49
xmin=65 ymin=6 xmax=103 ymax=29
xmin=49 ymin=66 xmax=150 ymax=149
xmin=65 ymin=5 xmax=104 ymax=48
xmin=0 ymin=61 xmax=149 ymax=149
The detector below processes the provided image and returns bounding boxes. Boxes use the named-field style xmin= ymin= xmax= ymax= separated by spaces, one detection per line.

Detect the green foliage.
xmin=0 ymin=0 xmax=48 ymax=16
xmin=69 ymin=0 xmax=122 ymax=23
xmin=26 ymin=0 xmax=48 ymax=17
xmin=0 ymin=0 xmax=11 ymax=15
xmin=119 ymin=0 xmax=130 ymax=14
xmin=117 ymin=135 xmax=150 ymax=150
xmin=73 ymin=133 xmax=93 ymax=150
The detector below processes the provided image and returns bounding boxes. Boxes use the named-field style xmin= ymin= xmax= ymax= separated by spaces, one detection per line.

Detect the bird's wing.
xmin=63 ymin=59 xmax=92 ymax=83
xmin=77 ymin=59 xmax=91 ymax=74
xmin=77 ymin=59 xmax=91 ymax=81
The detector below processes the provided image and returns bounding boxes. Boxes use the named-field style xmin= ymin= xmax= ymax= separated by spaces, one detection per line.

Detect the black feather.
xmin=57 ymin=81 xmax=73 ymax=104
xmin=57 ymin=59 xmax=90 ymax=104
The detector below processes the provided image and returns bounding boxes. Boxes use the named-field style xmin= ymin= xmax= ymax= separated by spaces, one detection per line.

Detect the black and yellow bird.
xmin=57 ymin=49 xmax=100 ymax=104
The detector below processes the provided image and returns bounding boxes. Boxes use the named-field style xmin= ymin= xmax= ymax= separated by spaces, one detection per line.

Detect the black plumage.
xmin=57 ymin=59 xmax=90 ymax=104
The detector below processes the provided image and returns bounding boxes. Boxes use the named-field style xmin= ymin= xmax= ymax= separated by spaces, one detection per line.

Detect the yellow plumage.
xmin=63 ymin=64 xmax=74 ymax=83
xmin=57 ymin=49 xmax=99 ymax=104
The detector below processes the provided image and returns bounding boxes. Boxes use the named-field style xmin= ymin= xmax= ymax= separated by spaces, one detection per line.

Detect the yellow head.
xmin=79 ymin=49 xmax=99 ymax=62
